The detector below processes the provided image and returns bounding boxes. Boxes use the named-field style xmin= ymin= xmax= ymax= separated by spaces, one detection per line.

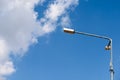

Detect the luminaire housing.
xmin=63 ymin=28 xmax=75 ymax=34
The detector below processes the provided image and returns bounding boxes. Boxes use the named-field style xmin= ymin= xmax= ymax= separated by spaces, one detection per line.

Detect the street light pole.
xmin=109 ymin=40 xmax=114 ymax=80
xmin=63 ymin=28 xmax=114 ymax=80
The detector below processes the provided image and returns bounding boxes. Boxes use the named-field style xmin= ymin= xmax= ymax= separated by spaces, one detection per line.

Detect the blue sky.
xmin=0 ymin=0 xmax=120 ymax=80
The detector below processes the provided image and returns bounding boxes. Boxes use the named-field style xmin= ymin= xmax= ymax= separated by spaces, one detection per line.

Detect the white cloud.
xmin=61 ymin=15 xmax=71 ymax=28
xmin=0 ymin=0 xmax=41 ymax=79
xmin=40 ymin=0 xmax=79 ymax=33
xmin=0 ymin=39 xmax=9 ymax=61
xmin=0 ymin=0 xmax=79 ymax=79
xmin=0 ymin=61 xmax=15 ymax=76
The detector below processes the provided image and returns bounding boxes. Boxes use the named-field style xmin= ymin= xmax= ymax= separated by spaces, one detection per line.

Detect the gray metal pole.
xmin=75 ymin=31 xmax=111 ymax=41
xmin=63 ymin=28 xmax=114 ymax=80
xmin=109 ymin=39 xmax=114 ymax=80
xmin=75 ymin=31 xmax=114 ymax=80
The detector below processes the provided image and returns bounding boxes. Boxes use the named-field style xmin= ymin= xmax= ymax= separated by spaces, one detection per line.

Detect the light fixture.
xmin=63 ymin=28 xmax=75 ymax=34
xmin=63 ymin=28 xmax=114 ymax=80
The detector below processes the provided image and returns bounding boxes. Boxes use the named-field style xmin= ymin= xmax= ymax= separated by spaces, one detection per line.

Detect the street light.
xmin=63 ymin=27 xmax=114 ymax=80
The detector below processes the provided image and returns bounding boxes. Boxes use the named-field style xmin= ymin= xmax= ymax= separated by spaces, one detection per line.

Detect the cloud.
xmin=40 ymin=0 xmax=78 ymax=33
xmin=0 ymin=0 xmax=41 ymax=79
xmin=0 ymin=61 xmax=15 ymax=76
xmin=0 ymin=0 xmax=78 ymax=79
xmin=60 ymin=15 xmax=71 ymax=28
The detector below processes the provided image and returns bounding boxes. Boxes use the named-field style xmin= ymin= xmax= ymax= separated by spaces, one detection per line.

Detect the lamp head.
xmin=105 ymin=41 xmax=111 ymax=50
xmin=63 ymin=28 xmax=75 ymax=34
xmin=105 ymin=46 xmax=111 ymax=50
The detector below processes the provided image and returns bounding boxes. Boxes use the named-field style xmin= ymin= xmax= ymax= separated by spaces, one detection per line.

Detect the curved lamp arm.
xmin=63 ymin=28 xmax=111 ymax=50
xmin=63 ymin=27 xmax=114 ymax=80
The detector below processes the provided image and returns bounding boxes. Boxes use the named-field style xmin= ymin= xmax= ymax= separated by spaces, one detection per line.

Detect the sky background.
xmin=0 ymin=0 xmax=120 ymax=80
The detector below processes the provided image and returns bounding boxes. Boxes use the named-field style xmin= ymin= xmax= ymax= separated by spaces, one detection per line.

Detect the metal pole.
xmin=109 ymin=39 xmax=114 ymax=80
xmin=75 ymin=31 xmax=111 ymax=41
xmin=63 ymin=28 xmax=114 ymax=80
xmin=75 ymin=31 xmax=114 ymax=80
